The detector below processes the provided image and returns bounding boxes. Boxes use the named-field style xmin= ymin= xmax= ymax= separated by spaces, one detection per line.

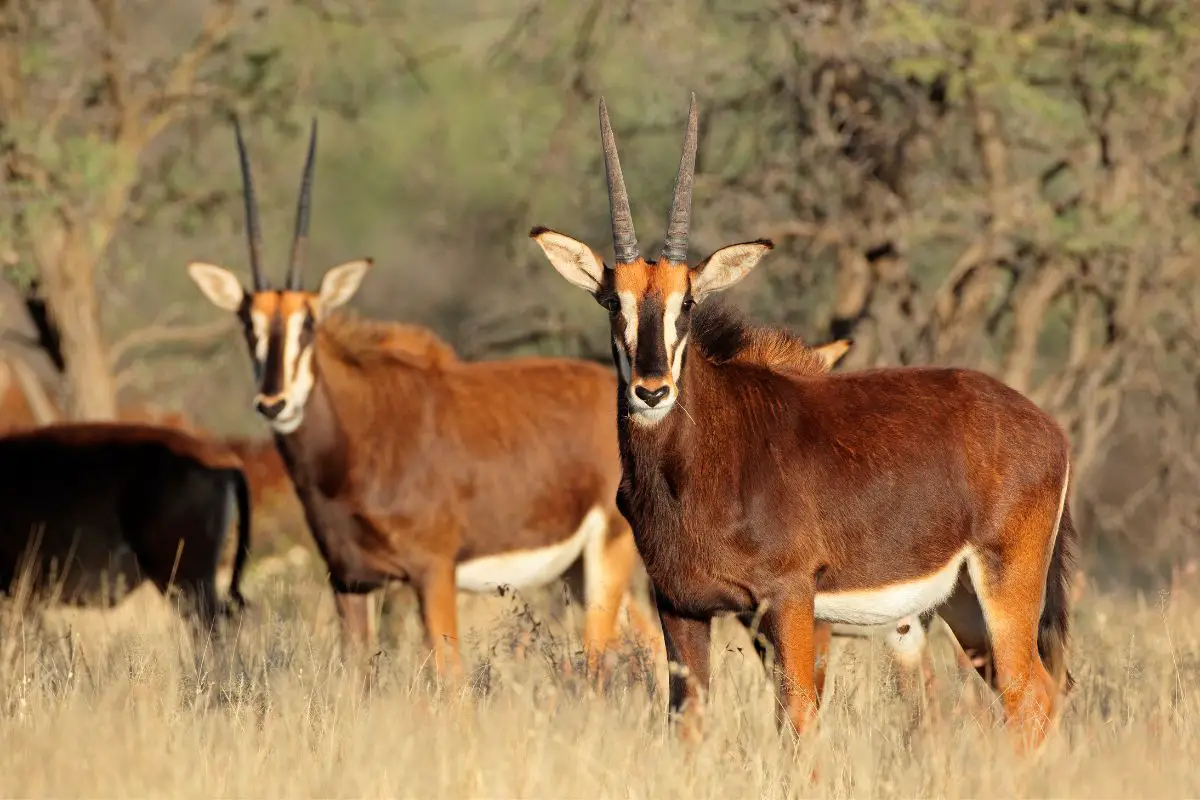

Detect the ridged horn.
xmin=661 ymin=93 xmax=698 ymax=264
xmin=285 ymin=117 xmax=318 ymax=290
xmin=232 ymin=116 xmax=266 ymax=291
xmin=599 ymin=98 xmax=639 ymax=265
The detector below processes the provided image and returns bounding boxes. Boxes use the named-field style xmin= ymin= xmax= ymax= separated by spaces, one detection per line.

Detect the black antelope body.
xmin=0 ymin=422 xmax=251 ymax=627
xmin=530 ymin=94 xmax=1077 ymax=750
xmin=186 ymin=117 xmax=660 ymax=677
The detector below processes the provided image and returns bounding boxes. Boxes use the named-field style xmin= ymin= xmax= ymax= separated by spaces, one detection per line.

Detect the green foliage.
xmin=0 ymin=261 xmax=38 ymax=291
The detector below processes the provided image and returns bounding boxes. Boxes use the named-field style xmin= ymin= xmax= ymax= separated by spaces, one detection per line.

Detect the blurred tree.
xmin=0 ymin=0 xmax=285 ymax=419
xmin=2 ymin=0 xmax=1193 ymax=583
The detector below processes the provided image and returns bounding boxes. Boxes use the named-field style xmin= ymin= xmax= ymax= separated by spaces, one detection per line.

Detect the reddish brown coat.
xmin=185 ymin=116 xmax=658 ymax=676
xmin=532 ymin=93 xmax=1077 ymax=751
xmin=266 ymin=313 xmax=649 ymax=673
xmin=286 ymin=313 xmax=623 ymax=576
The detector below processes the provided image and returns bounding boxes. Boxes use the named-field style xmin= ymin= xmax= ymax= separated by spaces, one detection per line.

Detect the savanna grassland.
xmin=1 ymin=544 xmax=1196 ymax=799
xmin=4 ymin=2 xmax=1200 ymax=797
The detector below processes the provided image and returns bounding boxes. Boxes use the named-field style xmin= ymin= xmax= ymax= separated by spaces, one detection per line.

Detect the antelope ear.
xmin=529 ymin=226 xmax=608 ymax=294
xmin=813 ymin=339 xmax=853 ymax=370
xmin=691 ymin=239 xmax=774 ymax=301
xmin=187 ymin=262 xmax=246 ymax=312
xmin=316 ymin=258 xmax=373 ymax=317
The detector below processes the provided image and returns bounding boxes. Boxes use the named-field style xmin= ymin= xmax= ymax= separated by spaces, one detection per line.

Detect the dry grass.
xmin=1 ymin=553 xmax=1197 ymax=799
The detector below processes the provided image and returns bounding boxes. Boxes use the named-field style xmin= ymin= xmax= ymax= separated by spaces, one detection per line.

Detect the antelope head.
xmin=187 ymin=118 xmax=372 ymax=434
xmin=531 ymin=93 xmax=774 ymax=426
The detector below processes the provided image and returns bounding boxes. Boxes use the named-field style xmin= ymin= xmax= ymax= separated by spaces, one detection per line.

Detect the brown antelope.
xmin=530 ymin=94 xmax=1078 ymax=751
xmin=0 ymin=422 xmax=251 ymax=628
xmin=185 ymin=117 xmax=661 ymax=678
xmin=217 ymin=323 xmax=459 ymax=523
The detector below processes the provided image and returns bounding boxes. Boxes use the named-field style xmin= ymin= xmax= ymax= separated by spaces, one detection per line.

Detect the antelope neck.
xmin=272 ymin=356 xmax=348 ymax=494
xmin=616 ymin=339 xmax=709 ymax=481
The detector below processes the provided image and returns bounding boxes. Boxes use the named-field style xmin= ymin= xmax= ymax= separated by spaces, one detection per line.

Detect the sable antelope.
xmin=219 ymin=329 xmax=455 ymax=519
xmin=185 ymin=117 xmax=660 ymax=677
xmin=530 ymin=94 xmax=1077 ymax=750
xmin=0 ymin=422 xmax=251 ymax=627
xmin=216 ymin=323 xmax=463 ymax=565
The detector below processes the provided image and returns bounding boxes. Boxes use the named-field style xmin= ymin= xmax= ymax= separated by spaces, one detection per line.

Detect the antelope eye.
xmin=603 ymin=296 xmax=621 ymax=315
xmin=681 ymin=296 xmax=694 ymax=313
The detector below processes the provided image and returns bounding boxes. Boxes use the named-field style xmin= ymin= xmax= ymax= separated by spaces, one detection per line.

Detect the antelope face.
xmin=532 ymin=233 xmax=773 ymax=425
xmin=187 ymin=262 xmax=370 ymax=434
xmin=185 ymin=115 xmax=371 ymax=435
xmin=606 ymin=258 xmax=693 ymax=421
xmin=530 ymin=93 xmax=774 ymax=427
xmin=532 ymin=237 xmax=697 ymax=421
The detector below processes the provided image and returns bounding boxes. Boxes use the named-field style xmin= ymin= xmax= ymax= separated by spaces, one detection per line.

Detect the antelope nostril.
xmin=256 ymin=397 xmax=287 ymax=420
xmin=634 ymin=384 xmax=671 ymax=408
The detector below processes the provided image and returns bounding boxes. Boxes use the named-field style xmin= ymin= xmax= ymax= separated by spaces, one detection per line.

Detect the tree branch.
xmin=141 ymin=0 xmax=239 ymax=143
xmin=3 ymin=352 xmax=60 ymax=425
xmin=108 ymin=308 xmax=236 ymax=369
xmin=36 ymin=64 xmax=87 ymax=151
xmin=1002 ymin=260 xmax=1071 ymax=394
xmin=87 ymin=0 xmax=136 ymax=139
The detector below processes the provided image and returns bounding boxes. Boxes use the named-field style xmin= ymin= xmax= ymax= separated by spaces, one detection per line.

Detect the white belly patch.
xmin=455 ymin=506 xmax=607 ymax=593
xmin=813 ymin=547 xmax=971 ymax=626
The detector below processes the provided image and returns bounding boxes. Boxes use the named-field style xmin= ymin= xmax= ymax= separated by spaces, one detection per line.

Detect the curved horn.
xmin=232 ymin=116 xmax=266 ymax=291
xmin=598 ymin=98 xmax=639 ymax=265
xmin=285 ymin=117 xmax=318 ymax=290
xmin=661 ymin=93 xmax=698 ymax=264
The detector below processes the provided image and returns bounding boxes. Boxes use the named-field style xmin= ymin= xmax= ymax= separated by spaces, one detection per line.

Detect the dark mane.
xmin=691 ymin=302 xmax=829 ymax=377
xmin=318 ymin=312 xmax=458 ymax=370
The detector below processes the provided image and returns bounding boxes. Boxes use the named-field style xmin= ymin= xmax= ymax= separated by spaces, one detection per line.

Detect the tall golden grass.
xmin=1 ymin=551 xmax=1196 ymax=799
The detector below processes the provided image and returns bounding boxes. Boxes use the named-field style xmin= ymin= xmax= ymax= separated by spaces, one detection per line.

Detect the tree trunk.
xmin=38 ymin=229 xmax=118 ymax=421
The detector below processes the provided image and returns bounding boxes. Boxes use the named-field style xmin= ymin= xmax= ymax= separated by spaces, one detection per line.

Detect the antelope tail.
xmin=1039 ymin=499 xmax=1079 ymax=694
xmin=225 ymin=468 xmax=253 ymax=611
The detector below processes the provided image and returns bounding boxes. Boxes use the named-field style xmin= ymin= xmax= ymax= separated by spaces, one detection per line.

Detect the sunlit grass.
xmin=0 ymin=551 xmax=1196 ymax=799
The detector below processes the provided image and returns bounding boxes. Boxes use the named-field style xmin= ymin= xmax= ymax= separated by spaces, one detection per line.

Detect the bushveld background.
xmin=1 ymin=0 xmax=1199 ymax=797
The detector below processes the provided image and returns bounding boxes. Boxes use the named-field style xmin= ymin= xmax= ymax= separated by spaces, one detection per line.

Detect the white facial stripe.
xmin=663 ymin=291 xmax=687 ymax=382
xmin=614 ymin=289 xmax=640 ymax=387
xmin=663 ymin=291 xmax=684 ymax=353
xmin=263 ymin=310 xmax=316 ymax=435
xmin=614 ymin=338 xmax=631 ymax=382
xmin=282 ymin=312 xmax=305 ymax=387
xmin=671 ymin=333 xmax=689 ymax=382
xmin=250 ymin=310 xmax=270 ymax=364
xmin=617 ymin=290 xmax=638 ymax=353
